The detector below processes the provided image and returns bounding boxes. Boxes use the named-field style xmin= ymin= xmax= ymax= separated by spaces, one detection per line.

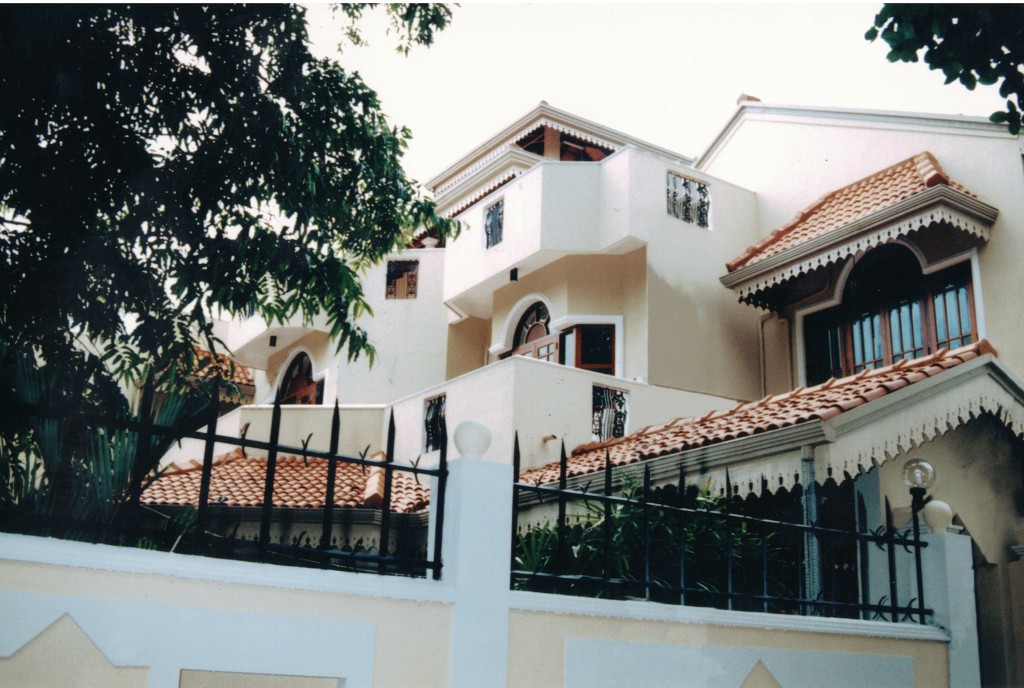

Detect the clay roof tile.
xmin=726 ymin=152 xmax=977 ymax=272
xmin=537 ymin=341 xmax=990 ymax=487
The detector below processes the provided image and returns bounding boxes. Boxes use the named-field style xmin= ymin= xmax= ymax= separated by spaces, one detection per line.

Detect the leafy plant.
xmin=513 ymin=478 xmax=802 ymax=611
xmin=866 ymin=4 xmax=1024 ymax=134
xmin=0 ymin=341 xmax=207 ymax=547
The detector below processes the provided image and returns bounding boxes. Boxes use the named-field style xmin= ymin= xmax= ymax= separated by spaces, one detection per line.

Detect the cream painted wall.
xmin=489 ymin=250 xmax=647 ymax=379
xmin=699 ymin=109 xmax=1024 ymax=385
xmin=0 ymin=615 xmax=148 ymax=688
xmin=1 ymin=556 xmax=451 ymax=688
xmin=876 ymin=414 xmax=1024 ymax=688
xmin=507 ymin=608 xmax=948 ymax=688
xmin=338 ymin=248 xmax=450 ymax=404
xmin=762 ymin=315 xmax=793 ymax=396
xmin=490 ymin=261 xmax=570 ymax=354
xmin=262 ymin=330 xmax=333 ymax=404
xmin=632 ymin=163 xmax=762 ymax=400
xmin=445 ymin=315 xmax=490 ymax=380
xmin=388 ymin=356 xmax=734 ymax=471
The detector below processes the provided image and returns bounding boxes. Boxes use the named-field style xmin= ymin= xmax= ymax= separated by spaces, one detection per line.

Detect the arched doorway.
xmin=279 ymin=352 xmax=322 ymax=405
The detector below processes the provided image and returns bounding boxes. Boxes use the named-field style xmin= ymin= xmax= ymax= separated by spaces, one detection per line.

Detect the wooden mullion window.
xmin=804 ymin=250 xmax=977 ymax=386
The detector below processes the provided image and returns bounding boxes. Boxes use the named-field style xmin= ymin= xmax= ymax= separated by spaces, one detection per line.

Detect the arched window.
xmin=506 ymin=302 xmax=558 ymax=362
xmin=514 ymin=302 xmax=550 ymax=347
xmin=279 ymin=353 xmax=323 ymax=405
xmin=804 ymin=245 xmax=975 ymax=385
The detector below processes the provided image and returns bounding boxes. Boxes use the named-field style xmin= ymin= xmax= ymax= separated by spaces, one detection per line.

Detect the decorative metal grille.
xmin=425 ymin=395 xmax=447 ymax=452
xmin=9 ymin=384 xmax=448 ymax=579
xmin=511 ymin=444 xmax=933 ymax=625
xmin=666 ymin=171 xmax=710 ymax=229
xmin=485 ymin=199 xmax=504 ymax=248
xmin=592 ymin=386 xmax=628 ymax=442
xmin=386 ymin=260 xmax=419 ymax=299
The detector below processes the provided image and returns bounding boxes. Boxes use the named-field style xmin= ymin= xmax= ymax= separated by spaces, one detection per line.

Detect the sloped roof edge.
xmin=521 ymin=341 xmax=1024 ymax=496
xmin=426 ymin=101 xmax=692 ymax=194
xmin=695 ymin=101 xmax=1011 ymax=172
xmin=720 ymin=183 xmax=998 ymax=301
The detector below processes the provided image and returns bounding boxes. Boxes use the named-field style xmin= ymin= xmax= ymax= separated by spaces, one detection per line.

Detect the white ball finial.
xmin=923 ymin=499 xmax=954 ymax=533
xmin=454 ymin=420 xmax=491 ymax=458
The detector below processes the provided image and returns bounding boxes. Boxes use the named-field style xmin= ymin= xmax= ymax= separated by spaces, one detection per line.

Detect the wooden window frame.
xmin=385 ymin=260 xmax=419 ymax=300
xmin=804 ymin=262 xmax=976 ymax=384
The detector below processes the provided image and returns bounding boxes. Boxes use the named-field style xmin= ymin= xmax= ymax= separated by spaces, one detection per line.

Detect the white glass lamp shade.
xmin=902 ymin=458 xmax=936 ymax=490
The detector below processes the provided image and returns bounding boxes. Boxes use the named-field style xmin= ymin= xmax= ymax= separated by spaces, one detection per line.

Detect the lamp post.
xmin=902 ymin=458 xmax=936 ymax=624
xmin=902 ymin=457 xmax=935 ymax=513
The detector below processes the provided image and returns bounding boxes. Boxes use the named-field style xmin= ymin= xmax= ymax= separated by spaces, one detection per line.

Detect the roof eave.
xmin=427 ymin=102 xmax=693 ymax=194
xmin=720 ymin=185 xmax=999 ymax=296
xmin=696 ymin=101 xmax=1013 ymax=171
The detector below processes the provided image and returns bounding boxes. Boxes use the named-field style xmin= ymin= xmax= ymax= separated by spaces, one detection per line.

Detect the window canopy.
xmin=721 ymin=152 xmax=998 ymax=311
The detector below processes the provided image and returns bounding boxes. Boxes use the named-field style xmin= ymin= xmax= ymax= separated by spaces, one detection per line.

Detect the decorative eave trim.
xmin=428 ymin=102 xmax=691 ymax=195
xmin=433 ymin=148 xmax=539 ymax=217
xmin=522 ymin=353 xmax=1024 ymax=500
xmin=821 ymin=355 xmax=1024 ymax=478
xmin=720 ymin=186 xmax=999 ymax=301
xmin=517 ymin=421 xmax=831 ymax=505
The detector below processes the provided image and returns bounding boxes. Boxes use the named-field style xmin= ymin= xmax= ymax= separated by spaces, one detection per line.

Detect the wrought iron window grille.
xmin=485 ymin=198 xmax=504 ymax=248
xmin=666 ymin=171 xmax=710 ymax=229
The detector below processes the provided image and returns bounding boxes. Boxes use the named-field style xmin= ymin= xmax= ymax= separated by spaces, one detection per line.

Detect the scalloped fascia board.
xmin=433 ymin=148 xmax=538 ymax=217
xmin=720 ymin=186 xmax=999 ymax=298
xmin=527 ymin=354 xmax=1024 ymax=498
xmin=427 ymin=102 xmax=692 ymax=194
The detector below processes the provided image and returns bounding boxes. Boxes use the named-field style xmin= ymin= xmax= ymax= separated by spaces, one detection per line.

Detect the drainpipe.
xmin=801 ymin=445 xmax=821 ymax=606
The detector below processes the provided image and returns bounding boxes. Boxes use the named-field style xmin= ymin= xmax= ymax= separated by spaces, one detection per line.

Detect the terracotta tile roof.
xmin=519 ymin=341 xmax=996 ymax=486
xmin=192 ymin=347 xmax=254 ymax=388
xmin=726 ymin=152 xmax=976 ymax=272
xmin=143 ymin=449 xmax=429 ymax=513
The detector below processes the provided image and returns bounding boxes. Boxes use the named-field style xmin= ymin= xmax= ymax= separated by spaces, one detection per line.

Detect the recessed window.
xmin=561 ymin=324 xmax=615 ymax=376
xmin=424 ymin=395 xmax=446 ymax=452
xmin=804 ymin=246 xmax=975 ymax=385
xmin=280 ymin=353 xmax=323 ymax=405
xmin=592 ymin=386 xmax=628 ymax=442
xmin=485 ymin=199 xmax=504 ymax=248
xmin=666 ymin=171 xmax=710 ymax=229
xmin=386 ymin=260 xmax=418 ymax=299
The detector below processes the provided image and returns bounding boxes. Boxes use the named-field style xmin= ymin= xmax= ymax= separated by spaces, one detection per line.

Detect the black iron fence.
xmin=511 ymin=439 xmax=932 ymax=624
xmin=3 ymin=380 xmax=447 ymax=579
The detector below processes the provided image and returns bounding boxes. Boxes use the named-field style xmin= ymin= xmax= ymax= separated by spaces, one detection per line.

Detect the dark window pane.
xmin=579 ymin=326 xmax=613 ymax=365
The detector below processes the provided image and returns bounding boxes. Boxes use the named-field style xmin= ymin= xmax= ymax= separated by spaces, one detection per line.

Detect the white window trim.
xmin=268 ymin=346 xmax=328 ymax=405
xmin=550 ymin=314 xmax=625 ymax=379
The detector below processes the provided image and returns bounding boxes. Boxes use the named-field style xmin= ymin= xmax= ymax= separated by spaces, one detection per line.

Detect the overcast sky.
xmin=306 ymin=3 xmax=1008 ymax=188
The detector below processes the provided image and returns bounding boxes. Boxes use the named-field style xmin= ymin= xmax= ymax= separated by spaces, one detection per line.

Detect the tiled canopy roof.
xmin=192 ymin=347 xmax=254 ymax=388
xmin=726 ymin=152 xmax=975 ymax=273
xmin=519 ymin=341 xmax=995 ymax=487
xmin=144 ymin=449 xmax=429 ymax=513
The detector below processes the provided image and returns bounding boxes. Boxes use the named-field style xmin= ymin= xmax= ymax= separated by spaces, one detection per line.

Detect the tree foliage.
xmin=0 ymin=4 xmax=455 ymax=397
xmin=866 ymin=4 xmax=1024 ymax=134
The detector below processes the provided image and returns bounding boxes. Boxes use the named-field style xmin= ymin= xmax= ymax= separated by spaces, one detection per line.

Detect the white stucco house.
xmin=4 ymin=98 xmax=1024 ymax=688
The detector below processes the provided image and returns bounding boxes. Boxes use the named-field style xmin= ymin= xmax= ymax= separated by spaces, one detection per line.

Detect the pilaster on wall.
xmin=919 ymin=531 xmax=981 ymax=688
xmin=444 ymin=422 xmax=514 ymax=688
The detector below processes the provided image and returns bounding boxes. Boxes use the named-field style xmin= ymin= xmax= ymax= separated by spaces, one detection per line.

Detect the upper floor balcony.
xmin=442 ymin=146 xmax=721 ymax=320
